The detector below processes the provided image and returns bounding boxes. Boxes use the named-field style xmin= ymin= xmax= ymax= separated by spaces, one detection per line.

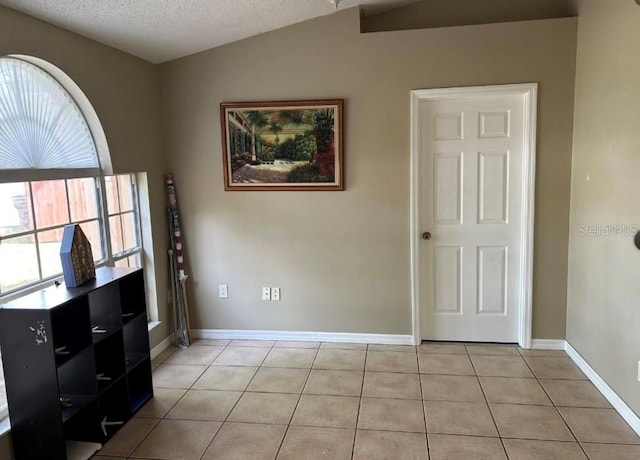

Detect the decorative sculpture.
xmin=60 ymin=224 xmax=95 ymax=287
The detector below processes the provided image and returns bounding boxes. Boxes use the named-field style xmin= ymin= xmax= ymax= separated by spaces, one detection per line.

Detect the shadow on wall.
xmin=361 ymin=0 xmax=577 ymax=32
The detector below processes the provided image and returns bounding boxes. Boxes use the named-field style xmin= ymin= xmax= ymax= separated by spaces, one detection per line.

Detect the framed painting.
xmin=220 ymin=99 xmax=344 ymax=191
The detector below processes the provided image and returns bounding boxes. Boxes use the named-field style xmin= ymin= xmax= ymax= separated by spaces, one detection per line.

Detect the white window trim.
xmin=0 ymin=174 xmax=143 ymax=299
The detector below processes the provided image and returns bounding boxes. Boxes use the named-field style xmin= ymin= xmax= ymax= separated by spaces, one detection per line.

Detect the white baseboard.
xmin=531 ymin=339 xmax=566 ymax=350
xmin=150 ymin=333 xmax=174 ymax=360
xmin=565 ymin=341 xmax=640 ymax=436
xmin=190 ymin=329 xmax=414 ymax=345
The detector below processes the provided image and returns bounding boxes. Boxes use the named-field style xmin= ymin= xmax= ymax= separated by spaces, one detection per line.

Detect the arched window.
xmin=0 ymin=56 xmax=146 ymax=420
xmin=0 ymin=57 xmax=99 ymax=170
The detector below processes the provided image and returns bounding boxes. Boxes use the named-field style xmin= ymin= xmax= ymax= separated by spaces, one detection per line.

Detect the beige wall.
xmin=0 ymin=5 xmax=170 ymax=349
xmin=567 ymin=0 xmax=640 ymax=416
xmin=160 ymin=9 xmax=576 ymax=338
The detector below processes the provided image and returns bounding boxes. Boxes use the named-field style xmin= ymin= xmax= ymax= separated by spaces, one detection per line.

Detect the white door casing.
xmin=410 ymin=84 xmax=537 ymax=348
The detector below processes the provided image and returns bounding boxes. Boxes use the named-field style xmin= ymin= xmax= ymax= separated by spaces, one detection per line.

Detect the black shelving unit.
xmin=0 ymin=267 xmax=153 ymax=460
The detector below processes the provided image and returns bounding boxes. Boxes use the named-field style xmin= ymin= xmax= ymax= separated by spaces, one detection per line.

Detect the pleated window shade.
xmin=0 ymin=57 xmax=99 ymax=170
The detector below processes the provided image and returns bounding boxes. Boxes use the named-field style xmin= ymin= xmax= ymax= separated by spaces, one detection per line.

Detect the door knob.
xmin=422 ymin=232 xmax=431 ymax=240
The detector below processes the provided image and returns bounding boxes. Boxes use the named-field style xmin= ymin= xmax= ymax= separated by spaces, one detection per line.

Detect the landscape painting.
xmin=220 ymin=100 xmax=343 ymax=190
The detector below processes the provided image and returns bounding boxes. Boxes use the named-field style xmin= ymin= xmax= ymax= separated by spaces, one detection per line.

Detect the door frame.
xmin=410 ymin=83 xmax=538 ymax=348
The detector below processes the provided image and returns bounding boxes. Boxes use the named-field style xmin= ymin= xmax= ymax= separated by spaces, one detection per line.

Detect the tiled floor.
xmin=93 ymin=340 xmax=640 ymax=460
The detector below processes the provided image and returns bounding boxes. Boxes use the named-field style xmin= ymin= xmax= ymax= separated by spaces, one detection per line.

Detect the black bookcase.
xmin=0 ymin=267 xmax=153 ymax=460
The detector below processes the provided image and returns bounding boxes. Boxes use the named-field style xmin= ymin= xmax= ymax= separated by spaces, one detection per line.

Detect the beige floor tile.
xmin=152 ymin=364 xmax=207 ymax=389
xmin=518 ymin=348 xmax=568 ymax=357
xmin=490 ymin=404 xmax=574 ymax=441
xmin=275 ymin=340 xmax=321 ymax=348
xmin=421 ymin=374 xmax=485 ymax=402
xmin=540 ymin=379 xmax=610 ymax=408
xmin=262 ymin=348 xmax=316 ymax=368
xmin=471 ymin=355 xmax=534 ymax=378
xmin=480 ymin=377 xmax=552 ymax=405
xmin=524 ymin=357 xmax=587 ymax=379
xmin=202 ymin=422 xmax=286 ymax=460
xmin=227 ymin=392 xmax=299 ymax=424
xmin=213 ymin=346 xmax=270 ymax=366
xmin=502 ymin=439 xmax=587 ymax=460
xmin=424 ymin=400 xmax=498 ymax=437
xmin=131 ymin=419 xmax=221 ymax=460
xmin=151 ymin=361 xmax=160 ymax=371
xmin=581 ymin=442 xmax=640 ymax=460
xmin=313 ymin=349 xmax=366 ymax=371
xmin=353 ymin=430 xmax=428 ymax=460
xmin=164 ymin=345 xmax=224 ymax=365
xmin=165 ymin=389 xmax=242 ymax=421
xmin=558 ymin=407 xmax=640 ymax=444
xmin=418 ymin=353 xmax=475 ymax=375
xmin=320 ymin=342 xmax=367 ymax=350
xmin=291 ymin=394 xmax=360 ymax=428
xmin=246 ymin=367 xmax=309 ymax=393
xmin=152 ymin=347 xmax=178 ymax=364
xmin=362 ymin=371 xmax=421 ymax=399
xmin=303 ymin=369 xmax=363 ymax=396
xmin=100 ymin=417 xmax=159 ymax=457
xmin=229 ymin=339 xmax=275 ymax=347
xmin=135 ymin=388 xmax=186 ymax=418
xmin=466 ymin=344 xmax=520 ymax=356
xmin=92 ymin=457 xmax=126 ymax=460
xmin=191 ymin=338 xmax=230 ymax=346
xmin=358 ymin=397 xmax=425 ymax=433
xmin=192 ymin=365 xmax=258 ymax=391
xmin=428 ymin=434 xmax=507 ymax=460
xmin=367 ymin=344 xmax=416 ymax=353
xmin=417 ymin=342 xmax=468 ymax=354
xmin=365 ymin=351 xmax=419 ymax=373
xmin=277 ymin=426 xmax=354 ymax=460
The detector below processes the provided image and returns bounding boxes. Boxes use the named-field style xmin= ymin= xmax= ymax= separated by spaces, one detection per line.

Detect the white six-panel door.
xmin=419 ymin=94 xmax=525 ymax=342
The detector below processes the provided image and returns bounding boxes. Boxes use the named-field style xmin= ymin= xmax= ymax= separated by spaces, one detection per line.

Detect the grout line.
xmin=520 ymin=350 xmax=585 ymax=452
xmin=350 ymin=344 xmax=368 ymax=459
xmin=467 ymin=350 xmax=507 ymax=459
xmin=416 ymin=340 xmax=430 ymax=459
xmin=273 ymin=344 xmax=322 ymax=459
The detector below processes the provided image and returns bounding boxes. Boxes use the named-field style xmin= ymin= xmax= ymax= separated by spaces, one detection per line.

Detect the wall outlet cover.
xmin=218 ymin=284 xmax=228 ymax=299
xmin=271 ymin=287 xmax=280 ymax=301
xmin=262 ymin=287 xmax=271 ymax=301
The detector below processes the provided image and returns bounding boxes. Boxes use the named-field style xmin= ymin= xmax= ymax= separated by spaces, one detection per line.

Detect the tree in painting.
xmin=226 ymin=104 xmax=338 ymax=185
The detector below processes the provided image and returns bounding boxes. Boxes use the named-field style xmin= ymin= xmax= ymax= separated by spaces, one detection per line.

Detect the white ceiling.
xmin=0 ymin=0 xmax=415 ymax=63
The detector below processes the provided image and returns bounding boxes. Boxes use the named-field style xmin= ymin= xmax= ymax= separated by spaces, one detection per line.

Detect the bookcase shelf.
xmin=0 ymin=267 xmax=153 ymax=460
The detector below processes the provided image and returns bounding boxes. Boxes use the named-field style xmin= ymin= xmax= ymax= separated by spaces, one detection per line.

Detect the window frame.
xmin=0 ymin=173 xmax=143 ymax=298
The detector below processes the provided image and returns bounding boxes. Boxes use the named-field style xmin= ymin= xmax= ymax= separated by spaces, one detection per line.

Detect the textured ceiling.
xmin=0 ymin=0 xmax=415 ymax=63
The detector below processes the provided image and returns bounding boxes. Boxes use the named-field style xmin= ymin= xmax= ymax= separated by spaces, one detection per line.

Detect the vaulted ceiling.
xmin=0 ymin=0 xmax=415 ymax=63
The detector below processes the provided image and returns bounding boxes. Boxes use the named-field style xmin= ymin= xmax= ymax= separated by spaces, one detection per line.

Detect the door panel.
xmin=420 ymin=94 xmax=524 ymax=342
xmin=477 ymin=246 xmax=507 ymax=315
xmin=434 ymin=153 xmax=463 ymax=225
xmin=478 ymin=151 xmax=509 ymax=224
xmin=433 ymin=246 xmax=462 ymax=314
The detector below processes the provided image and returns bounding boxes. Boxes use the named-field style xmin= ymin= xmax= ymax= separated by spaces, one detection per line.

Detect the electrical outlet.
xmin=637 ymin=361 xmax=640 ymax=382
xmin=218 ymin=284 xmax=228 ymax=299
xmin=262 ymin=287 xmax=271 ymax=301
xmin=271 ymin=287 xmax=280 ymax=301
